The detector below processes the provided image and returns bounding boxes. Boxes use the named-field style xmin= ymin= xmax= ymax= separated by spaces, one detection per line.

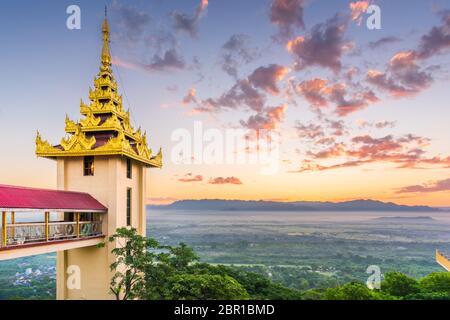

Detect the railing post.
xmin=11 ymin=211 xmax=15 ymax=239
xmin=1 ymin=212 xmax=6 ymax=247
xmin=76 ymin=213 xmax=80 ymax=238
xmin=45 ymin=211 xmax=49 ymax=241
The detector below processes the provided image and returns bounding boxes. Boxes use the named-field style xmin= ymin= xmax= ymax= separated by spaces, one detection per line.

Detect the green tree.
xmin=105 ymin=228 xmax=251 ymax=300
xmin=190 ymin=263 xmax=303 ymax=299
xmin=302 ymin=289 xmax=325 ymax=300
xmin=419 ymin=272 xmax=450 ymax=295
xmin=100 ymin=227 xmax=159 ymax=300
xmin=324 ymin=282 xmax=378 ymax=300
xmin=143 ymin=248 xmax=252 ymax=300
xmin=381 ymin=272 xmax=420 ymax=298
xmin=169 ymin=274 xmax=250 ymax=300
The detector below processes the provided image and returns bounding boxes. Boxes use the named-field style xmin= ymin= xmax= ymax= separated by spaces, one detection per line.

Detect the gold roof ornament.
xmin=101 ymin=12 xmax=111 ymax=67
xmin=36 ymin=12 xmax=162 ymax=168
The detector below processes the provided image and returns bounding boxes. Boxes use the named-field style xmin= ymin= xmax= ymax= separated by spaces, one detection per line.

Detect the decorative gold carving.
xmin=137 ymin=133 xmax=152 ymax=159
xmin=35 ymin=14 xmax=163 ymax=168
xmin=60 ymin=128 xmax=96 ymax=152
xmin=96 ymin=131 xmax=136 ymax=155
xmin=102 ymin=113 xmax=122 ymax=131
xmin=80 ymin=99 xmax=90 ymax=114
xmin=65 ymin=115 xmax=78 ymax=132
xmin=133 ymin=127 xmax=143 ymax=143
xmin=122 ymin=115 xmax=132 ymax=132
xmin=36 ymin=131 xmax=61 ymax=154
xmin=80 ymin=109 xmax=101 ymax=127
xmin=94 ymin=75 xmax=117 ymax=91
xmin=149 ymin=148 xmax=163 ymax=168
xmin=81 ymin=99 xmax=127 ymax=119
xmin=101 ymin=14 xmax=111 ymax=67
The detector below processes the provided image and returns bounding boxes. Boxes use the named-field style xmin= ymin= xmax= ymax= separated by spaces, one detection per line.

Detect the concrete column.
xmin=139 ymin=166 xmax=147 ymax=237
xmin=56 ymin=250 xmax=67 ymax=300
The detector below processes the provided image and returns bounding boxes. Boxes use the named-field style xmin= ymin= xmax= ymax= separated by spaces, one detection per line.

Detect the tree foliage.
xmin=324 ymin=282 xmax=378 ymax=300
xmin=169 ymin=274 xmax=249 ymax=300
xmin=381 ymin=271 xmax=420 ymax=298
xmin=104 ymin=228 xmax=450 ymax=300
xmin=105 ymin=228 xmax=270 ymax=300
xmin=100 ymin=227 xmax=159 ymax=300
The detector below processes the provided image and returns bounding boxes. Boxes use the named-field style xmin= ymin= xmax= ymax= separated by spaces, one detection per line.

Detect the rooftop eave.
xmin=36 ymin=132 xmax=162 ymax=168
xmin=36 ymin=148 xmax=162 ymax=168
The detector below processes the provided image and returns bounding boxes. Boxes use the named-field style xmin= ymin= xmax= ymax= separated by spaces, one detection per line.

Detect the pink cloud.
xmin=286 ymin=14 xmax=350 ymax=72
xmin=240 ymin=104 xmax=288 ymax=130
xmin=367 ymin=51 xmax=433 ymax=98
xmin=182 ymin=87 xmax=197 ymax=105
xmin=248 ymin=64 xmax=290 ymax=95
xmin=270 ymin=0 xmax=306 ymax=39
xmin=293 ymin=132 xmax=448 ymax=173
xmin=208 ymin=176 xmax=243 ymax=185
xmin=417 ymin=10 xmax=450 ymax=59
xmin=397 ymin=178 xmax=450 ymax=194
xmin=112 ymin=49 xmax=185 ymax=73
xmin=178 ymin=173 xmax=203 ymax=182
xmin=194 ymin=63 xmax=289 ymax=115
xmin=349 ymin=1 xmax=370 ymax=25
xmin=295 ymin=122 xmax=324 ymax=139
xmin=172 ymin=0 xmax=209 ymax=37
xmin=296 ymin=78 xmax=329 ymax=107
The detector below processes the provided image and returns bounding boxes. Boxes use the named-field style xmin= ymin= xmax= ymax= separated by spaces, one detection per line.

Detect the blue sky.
xmin=1 ymin=0 xmax=450 ymax=206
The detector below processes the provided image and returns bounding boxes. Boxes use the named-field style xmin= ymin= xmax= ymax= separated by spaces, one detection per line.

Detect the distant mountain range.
xmin=148 ymin=199 xmax=440 ymax=212
xmin=372 ymin=216 xmax=436 ymax=221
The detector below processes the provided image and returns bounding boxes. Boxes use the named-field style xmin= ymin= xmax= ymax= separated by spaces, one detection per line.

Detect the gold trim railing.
xmin=436 ymin=250 xmax=450 ymax=272
xmin=1 ymin=221 xmax=102 ymax=248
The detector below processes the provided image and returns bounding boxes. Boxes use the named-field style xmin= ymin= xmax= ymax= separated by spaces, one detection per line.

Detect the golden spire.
xmin=35 ymin=10 xmax=163 ymax=168
xmin=101 ymin=6 xmax=111 ymax=67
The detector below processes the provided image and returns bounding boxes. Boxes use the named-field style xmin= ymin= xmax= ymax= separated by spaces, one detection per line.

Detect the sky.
xmin=1 ymin=0 xmax=450 ymax=206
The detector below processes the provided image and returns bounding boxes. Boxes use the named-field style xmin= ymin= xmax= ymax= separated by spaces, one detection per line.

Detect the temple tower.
xmin=35 ymin=13 xmax=162 ymax=299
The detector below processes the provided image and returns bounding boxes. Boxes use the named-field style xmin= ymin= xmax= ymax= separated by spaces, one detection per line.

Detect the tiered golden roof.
xmin=36 ymin=14 xmax=162 ymax=168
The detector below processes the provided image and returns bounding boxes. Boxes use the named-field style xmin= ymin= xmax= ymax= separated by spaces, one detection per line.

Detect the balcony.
xmin=0 ymin=214 xmax=105 ymax=261
xmin=3 ymin=220 xmax=102 ymax=248
xmin=0 ymin=184 xmax=108 ymax=261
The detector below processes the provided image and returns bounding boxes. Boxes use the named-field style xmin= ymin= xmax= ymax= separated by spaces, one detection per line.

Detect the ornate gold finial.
xmin=35 ymin=11 xmax=163 ymax=168
xmin=101 ymin=7 xmax=111 ymax=67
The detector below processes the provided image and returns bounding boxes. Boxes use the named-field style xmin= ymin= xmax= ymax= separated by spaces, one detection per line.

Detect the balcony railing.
xmin=436 ymin=250 xmax=450 ymax=272
xmin=1 ymin=221 xmax=102 ymax=248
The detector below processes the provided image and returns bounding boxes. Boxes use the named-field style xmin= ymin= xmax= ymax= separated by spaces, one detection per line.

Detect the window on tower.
xmin=84 ymin=156 xmax=94 ymax=176
xmin=126 ymin=188 xmax=132 ymax=226
xmin=126 ymin=158 xmax=132 ymax=179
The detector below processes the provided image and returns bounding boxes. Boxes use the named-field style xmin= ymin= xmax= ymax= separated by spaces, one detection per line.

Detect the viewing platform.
xmin=0 ymin=184 xmax=107 ymax=261
xmin=436 ymin=250 xmax=450 ymax=272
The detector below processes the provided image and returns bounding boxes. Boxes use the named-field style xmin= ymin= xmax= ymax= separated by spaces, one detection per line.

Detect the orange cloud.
xmin=200 ymin=0 xmax=209 ymax=12
xmin=296 ymin=78 xmax=378 ymax=116
xmin=397 ymin=178 xmax=450 ymax=194
xmin=349 ymin=1 xmax=370 ymax=25
xmin=178 ymin=173 xmax=203 ymax=182
xmin=241 ymin=104 xmax=288 ymax=130
xmin=293 ymin=132 xmax=450 ymax=173
xmin=208 ymin=177 xmax=243 ymax=185
xmin=248 ymin=64 xmax=290 ymax=95
xmin=285 ymin=15 xmax=349 ymax=72
xmin=182 ymin=87 xmax=197 ymax=105
xmin=296 ymin=78 xmax=329 ymax=107
xmin=367 ymin=50 xmax=432 ymax=98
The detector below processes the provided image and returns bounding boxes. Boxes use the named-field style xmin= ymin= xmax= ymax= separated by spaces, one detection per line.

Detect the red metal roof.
xmin=0 ymin=185 xmax=107 ymax=212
